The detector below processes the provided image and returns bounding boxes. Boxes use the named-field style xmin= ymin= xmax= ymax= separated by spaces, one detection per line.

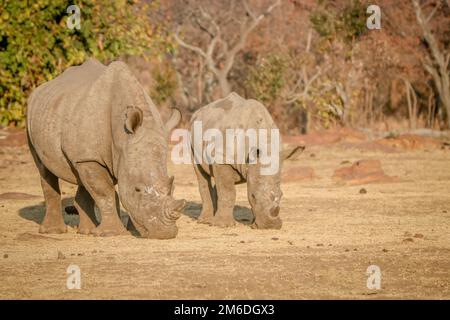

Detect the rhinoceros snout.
xmin=251 ymin=206 xmax=282 ymax=230
xmin=143 ymin=218 xmax=178 ymax=239
xmin=270 ymin=206 xmax=280 ymax=218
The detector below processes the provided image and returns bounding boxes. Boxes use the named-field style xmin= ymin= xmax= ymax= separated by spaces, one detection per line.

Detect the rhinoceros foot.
xmin=77 ymin=224 xmax=96 ymax=235
xmin=39 ymin=222 xmax=67 ymax=234
xmin=197 ymin=213 xmax=214 ymax=225
xmin=91 ymin=223 xmax=128 ymax=237
xmin=207 ymin=215 xmax=236 ymax=228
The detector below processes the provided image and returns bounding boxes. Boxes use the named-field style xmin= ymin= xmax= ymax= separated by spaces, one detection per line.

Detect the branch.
xmin=174 ymin=30 xmax=207 ymax=59
xmin=284 ymin=67 xmax=322 ymax=105
xmin=242 ymin=0 xmax=257 ymax=20
xmin=423 ymin=60 xmax=443 ymax=94
xmin=222 ymin=0 xmax=281 ymax=74
xmin=412 ymin=0 xmax=447 ymax=69
xmin=425 ymin=2 xmax=439 ymax=24
xmin=198 ymin=6 xmax=220 ymax=35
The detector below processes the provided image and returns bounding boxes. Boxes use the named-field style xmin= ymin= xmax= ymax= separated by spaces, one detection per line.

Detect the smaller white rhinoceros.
xmin=189 ymin=92 xmax=303 ymax=229
xmin=27 ymin=58 xmax=185 ymax=239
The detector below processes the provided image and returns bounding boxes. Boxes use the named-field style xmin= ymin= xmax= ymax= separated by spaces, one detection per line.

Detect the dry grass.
xmin=0 ymin=141 xmax=449 ymax=299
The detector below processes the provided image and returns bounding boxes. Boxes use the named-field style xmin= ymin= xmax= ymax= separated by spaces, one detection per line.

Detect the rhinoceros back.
xmin=190 ymin=92 xmax=280 ymax=176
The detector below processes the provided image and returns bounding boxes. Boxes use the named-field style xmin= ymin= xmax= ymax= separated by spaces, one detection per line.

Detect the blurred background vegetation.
xmin=0 ymin=0 xmax=449 ymax=133
xmin=0 ymin=0 xmax=173 ymax=126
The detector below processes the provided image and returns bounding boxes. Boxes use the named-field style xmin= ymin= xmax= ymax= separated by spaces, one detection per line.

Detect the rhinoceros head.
xmin=116 ymin=106 xmax=186 ymax=239
xmin=247 ymin=145 xmax=305 ymax=230
xmin=247 ymin=166 xmax=283 ymax=230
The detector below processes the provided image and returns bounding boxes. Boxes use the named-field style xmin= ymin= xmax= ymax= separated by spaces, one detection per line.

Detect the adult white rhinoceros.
xmin=27 ymin=58 xmax=185 ymax=239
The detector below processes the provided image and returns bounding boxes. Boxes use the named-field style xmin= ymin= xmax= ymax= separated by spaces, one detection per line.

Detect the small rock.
xmin=77 ymin=253 xmax=84 ymax=256
xmin=92 ymin=250 xmax=97 ymax=254
xmin=353 ymin=248 xmax=358 ymax=251
xmin=359 ymin=188 xmax=367 ymax=194
xmin=240 ymin=240 xmax=245 ymax=243
xmin=271 ymin=237 xmax=279 ymax=241
xmin=57 ymin=251 xmax=65 ymax=260
xmin=443 ymin=210 xmax=447 ymax=213
xmin=288 ymin=241 xmax=294 ymax=245
xmin=306 ymin=246 xmax=310 ymax=249
xmin=345 ymin=249 xmax=350 ymax=252
xmin=341 ymin=160 xmax=350 ymax=165
xmin=413 ymin=233 xmax=424 ymax=239
xmin=3 ymin=254 xmax=8 ymax=258
xmin=404 ymin=231 xmax=412 ymax=237
xmin=382 ymin=248 xmax=388 ymax=252
xmin=310 ymin=153 xmax=315 ymax=158
xmin=316 ymin=243 xmax=324 ymax=247
xmin=403 ymin=238 xmax=414 ymax=243
xmin=328 ymin=244 xmax=333 ymax=246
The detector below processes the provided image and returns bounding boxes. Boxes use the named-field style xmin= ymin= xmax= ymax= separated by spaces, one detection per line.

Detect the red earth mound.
xmin=0 ymin=192 xmax=40 ymax=200
xmin=282 ymin=166 xmax=315 ymax=182
xmin=0 ymin=128 xmax=27 ymax=147
xmin=332 ymin=159 xmax=400 ymax=185
xmin=373 ymin=134 xmax=443 ymax=150
xmin=283 ymin=128 xmax=367 ymax=147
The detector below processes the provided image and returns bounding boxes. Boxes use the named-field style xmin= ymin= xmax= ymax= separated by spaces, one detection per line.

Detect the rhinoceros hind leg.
xmin=76 ymin=162 xmax=128 ymax=237
xmin=74 ymin=186 xmax=98 ymax=235
xmin=28 ymin=140 xmax=67 ymax=234
xmin=208 ymin=165 xmax=236 ymax=228
xmin=193 ymin=164 xmax=216 ymax=224
xmin=37 ymin=166 xmax=67 ymax=234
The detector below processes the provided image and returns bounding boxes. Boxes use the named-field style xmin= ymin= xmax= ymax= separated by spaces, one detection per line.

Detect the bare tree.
xmin=174 ymin=0 xmax=281 ymax=99
xmin=412 ymin=0 xmax=450 ymax=127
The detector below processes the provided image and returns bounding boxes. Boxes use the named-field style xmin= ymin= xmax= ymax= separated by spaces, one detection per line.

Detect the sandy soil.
xmin=0 ymin=133 xmax=449 ymax=299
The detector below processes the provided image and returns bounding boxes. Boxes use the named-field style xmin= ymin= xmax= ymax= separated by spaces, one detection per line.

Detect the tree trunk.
xmin=217 ymin=72 xmax=231 ymax=97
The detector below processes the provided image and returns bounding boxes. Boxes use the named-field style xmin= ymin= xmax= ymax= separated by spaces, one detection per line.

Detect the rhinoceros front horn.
xmin=166 ymin=199 xmax=186 ymax=220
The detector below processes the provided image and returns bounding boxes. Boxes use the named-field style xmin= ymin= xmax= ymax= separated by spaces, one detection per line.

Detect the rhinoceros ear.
xmin=280 ymin=145 xmax=305 ymax=160
xmin=124 ymin=106 xmax=143 ymax=134
xmin=165 ymin=108 xmax=182 ymax=133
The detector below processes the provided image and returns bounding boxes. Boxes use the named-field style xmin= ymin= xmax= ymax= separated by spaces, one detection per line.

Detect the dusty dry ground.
xmin=0 ymin=132 xmax=450 ymax=299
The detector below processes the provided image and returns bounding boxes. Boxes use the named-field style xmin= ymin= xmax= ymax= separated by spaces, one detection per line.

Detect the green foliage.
xmin=246 ymin=51 xmax=347 ymax=129
xmin=150 ymin=62 xmax=178 ymax=105
xmin=310 ymin=0 xmax=367 ymax=42
xmin=0 ymin=0 xmax=172 ymax=127
xmin=245 ymin=54 xmax=286 ymax=104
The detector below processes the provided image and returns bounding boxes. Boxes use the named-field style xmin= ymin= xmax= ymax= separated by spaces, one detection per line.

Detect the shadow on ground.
xmin=183 ymin=201 xmax=254 ymax=225
xmin=19 ymin=199 xmax=254 ymax=232
xmin=19 ymin=197 xmax=130 ymax=228
xmin=19 ymin=197 xmax=79 ymax=227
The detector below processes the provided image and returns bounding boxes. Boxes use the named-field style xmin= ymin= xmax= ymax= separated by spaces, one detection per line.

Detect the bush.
xmin=245 ymin=54 xmax=286 ymax=105
xmin=150 ymin=61 xmax=178 ymax=105
xmin=0 ymin=0 xmax=172 ymax=127
xmin=310 ymin=0 xmax=367 ymax=43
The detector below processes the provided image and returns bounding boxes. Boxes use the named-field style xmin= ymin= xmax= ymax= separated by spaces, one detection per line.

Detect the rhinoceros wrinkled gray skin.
xmin=27 ymin=58 xmax=186 ymax=239
xmin=190 ymin=92 xmax=303 ymax=229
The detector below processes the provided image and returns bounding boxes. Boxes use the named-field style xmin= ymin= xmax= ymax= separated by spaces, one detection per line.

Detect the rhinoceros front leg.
xmin=194 ymin=164 xmax=216 ymax=224
xmin=74 ymin=186 xmax=98 ymax=234
xmin=209 ymin=165 xmax=236 ymax=227
xmin=75 ymin=162 xmax=127 ymax=236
